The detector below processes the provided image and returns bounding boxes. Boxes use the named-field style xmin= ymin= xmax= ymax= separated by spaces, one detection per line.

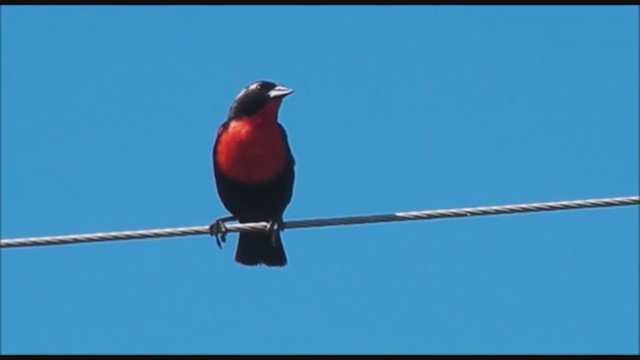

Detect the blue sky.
xmin=1 ymin=5 xmax=638 ymax=355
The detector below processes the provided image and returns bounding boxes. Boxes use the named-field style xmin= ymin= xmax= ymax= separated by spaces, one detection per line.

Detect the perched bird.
xmin=209 ymin=80 xmax=295 ymax=267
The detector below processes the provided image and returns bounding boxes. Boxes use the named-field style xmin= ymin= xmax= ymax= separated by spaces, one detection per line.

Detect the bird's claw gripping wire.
xmin=266 ymin=219 xmax=285 ymax=247
xmin=209 ymin=216 xmax=236 ymax=249
xmin=209 ymin=221 xmax=227 ymax=249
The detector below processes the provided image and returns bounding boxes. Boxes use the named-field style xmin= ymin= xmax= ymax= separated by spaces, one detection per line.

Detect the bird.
xmin=209 ymin=80 xmax=295 ymax=267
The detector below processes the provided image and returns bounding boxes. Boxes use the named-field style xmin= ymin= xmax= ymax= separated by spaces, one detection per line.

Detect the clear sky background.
xmin=1 ymin=5 xmax=638 ymax=355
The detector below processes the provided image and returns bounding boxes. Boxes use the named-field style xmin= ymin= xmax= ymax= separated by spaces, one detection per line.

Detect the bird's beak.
xmin=268 ymin=85 xmax=294 ymax=99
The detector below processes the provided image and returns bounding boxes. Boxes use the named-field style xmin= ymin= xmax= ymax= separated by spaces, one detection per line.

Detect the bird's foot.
xmin=209 ymin=216 xmax=236 ymax=249
xmin=266 ymin=219 xmax=285 ymax=247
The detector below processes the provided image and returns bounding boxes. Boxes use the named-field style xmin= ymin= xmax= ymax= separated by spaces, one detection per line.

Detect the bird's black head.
xmin=227 ymin=80 xmax=294 ymax=120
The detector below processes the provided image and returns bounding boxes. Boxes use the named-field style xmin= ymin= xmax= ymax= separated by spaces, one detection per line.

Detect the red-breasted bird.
xmin=209 ymin=80 xmax=295 ymax=267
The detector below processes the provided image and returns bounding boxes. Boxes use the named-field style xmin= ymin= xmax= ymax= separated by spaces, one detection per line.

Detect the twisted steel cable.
xmin=1 ymin=196 xmax=638 ymax=249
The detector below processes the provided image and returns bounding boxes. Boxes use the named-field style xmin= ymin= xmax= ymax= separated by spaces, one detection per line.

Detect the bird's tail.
xmin=235 ymin=229 xmax=287 ymax=267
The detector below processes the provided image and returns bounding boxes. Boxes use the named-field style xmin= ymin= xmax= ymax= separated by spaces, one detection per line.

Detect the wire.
xmin=1 ymin=196 xmax=638 ymax=249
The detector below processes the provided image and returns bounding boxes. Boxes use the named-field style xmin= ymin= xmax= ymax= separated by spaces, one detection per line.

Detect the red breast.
xmin=215 ymin=115 xmax=288 ymax=184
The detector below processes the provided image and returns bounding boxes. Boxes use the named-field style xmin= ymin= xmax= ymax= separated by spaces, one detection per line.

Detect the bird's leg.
xmin=209 ymin=216 xmax=237 ymax=249
xmin=266 ymin=219 xmax=285 ymax=247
